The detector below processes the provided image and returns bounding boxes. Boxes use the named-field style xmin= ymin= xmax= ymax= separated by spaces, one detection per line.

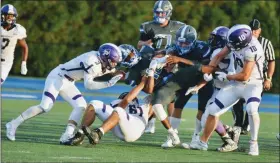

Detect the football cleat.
xmin=227 ymin=126 xmax=241 ymax=144
xmin=6 ymin=122 xmax=16 ymax=141
xmin=190 ymin=140 xmax=208 ymax=151
xmin=217 ymin=142 xmax=238 ymax=152
xmin=161 ymin=136 xmax=175 ymax=148
xmin=82 ymin=126 xmax=103 ymax=145
xmin=59 ymin=132 xmax=75 ymax=145
xmin=248 ymin=140 xmax=259 ymax=156
xmin=169 ymin=130 xmax=180 ymax=146
xmin=241 ymin=125 xmax=250 ymax=135
xmin=71 ymin=129 xmax=85 ymax=146
xmin=181 ymin=134 xmax=199 ymax=149
xmin=277 ymin=133 xmax=280 ymax=141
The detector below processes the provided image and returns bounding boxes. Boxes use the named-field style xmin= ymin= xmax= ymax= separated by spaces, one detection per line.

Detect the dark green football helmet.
xmin=153 ymin=0 xmax=173 ymax=24
xmin=175 ymin=25 xmax=197 ymax=55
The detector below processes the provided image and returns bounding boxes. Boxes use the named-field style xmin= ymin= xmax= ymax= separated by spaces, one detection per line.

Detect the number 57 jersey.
xmin=1 ymin=24 xmax=27 ymax=63
xmin=230 ymin=37 xmax=265 ymax=84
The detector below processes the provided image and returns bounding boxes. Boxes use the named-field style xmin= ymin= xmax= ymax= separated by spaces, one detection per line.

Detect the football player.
xmin=1 ymin=4 xmax=28 ymax=84
xmin=6 ymin=43 xmax=124 ymax=144
xmin=69 ymin=55 xmax=166 ymax=145
xmin=71 ymin=82 xmax=152 ymax=146
xmin=190 ymin=24 xmax=264 ymax=156
xmin=183 ymin=26 xmax=241 ymax=152
xmin=137 ymin=0 xmax=185 ymax=133
xmin=157 ymin=24 xmax=214 ymax=148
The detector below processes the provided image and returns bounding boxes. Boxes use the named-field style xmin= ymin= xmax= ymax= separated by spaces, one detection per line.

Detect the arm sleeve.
xmin=84 ymin=73 xmax=111 ymax=90
xmin=139 ymin=24 xmax=153 ymax=41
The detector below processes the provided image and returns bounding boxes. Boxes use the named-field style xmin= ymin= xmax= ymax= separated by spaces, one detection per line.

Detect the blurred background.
xmin=3 ymin=0 xmax=279 ymax=93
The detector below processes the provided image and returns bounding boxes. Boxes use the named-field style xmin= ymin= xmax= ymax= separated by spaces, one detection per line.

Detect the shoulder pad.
xmin=15 ymin=23 xmax=27 ymax=39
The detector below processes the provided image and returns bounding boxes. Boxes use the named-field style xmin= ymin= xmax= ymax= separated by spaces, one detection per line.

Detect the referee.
xmin=232 ymin=19 xmax=276 ymax=134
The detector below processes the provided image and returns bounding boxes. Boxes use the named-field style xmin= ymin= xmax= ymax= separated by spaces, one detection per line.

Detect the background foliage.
xmin=4 ymin=0 xmax=279 ymax=93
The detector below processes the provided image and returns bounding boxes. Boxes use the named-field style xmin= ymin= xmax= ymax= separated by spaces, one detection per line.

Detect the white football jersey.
xmin=230 ymin=37 xmax=264 ymax=83
xmin=211 ymin=48 xmax=235 ymax=88
xmin=110 ymin=99 xmax=149 ymax=123
xmin=59 ymin=51 xmax=113 ymax=81
xmin=1 ymin=23 xmax=27 ymax=62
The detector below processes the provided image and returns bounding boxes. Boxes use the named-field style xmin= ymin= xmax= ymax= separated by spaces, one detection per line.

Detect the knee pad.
xmin=208 ymin=102 xmax=221 ymax=117
xmin=88 ymin=100 xmax=104 ymax=112
xmin=246 ymin=102 xmax=260 ymax=116
xmin=152 ymin=104 xmax=167 ymax=121
xmin=74 ymin=97 xmax=87 ymax=110
xmin=39 ymin=99 xmax=54 ymax=113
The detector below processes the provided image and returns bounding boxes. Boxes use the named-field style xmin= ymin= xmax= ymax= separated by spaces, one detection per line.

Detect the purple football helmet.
xmin=98 ymin=43 xmax=122 ymax=70
xmin=208 ymin=26 xmax=229 ymax=49
xmin=1 ymin=4 xmax=18 ymax=25
xmin=227 ymin=24 xmax=252 ymax=51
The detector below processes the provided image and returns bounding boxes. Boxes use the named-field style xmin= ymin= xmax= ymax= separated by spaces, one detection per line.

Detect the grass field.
xmin=1 ymin=99 xmax=279 ymax=162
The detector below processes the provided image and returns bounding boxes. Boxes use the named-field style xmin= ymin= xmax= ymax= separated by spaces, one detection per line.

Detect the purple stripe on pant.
xmin=102 ymin=103 xmax=106 ymax=113
xmin=246 ymin=97 xmax=261 ymax=104
xmin=72 ymin=94 xmax=82 ymax=100
xmin=215 ymin=98 xmax=224 ymax=109
xmin=44 ymin=91 xmax=55 ymax=103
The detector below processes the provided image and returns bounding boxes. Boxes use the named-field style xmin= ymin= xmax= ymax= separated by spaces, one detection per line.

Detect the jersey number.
xmin=155 ymin=34 xmax=172 ymax=49
xmin=249 ymin=46 xmax=257 ymax=53
xmin=233 ymin=53 xmax=243 ymax=69
xmin=128 ymin=105 xmax=143 ymax=117
xmin=2 ymin=38 xmax=10 ymax=50
xmin=128 ymin=105 xmax=137 ymax=114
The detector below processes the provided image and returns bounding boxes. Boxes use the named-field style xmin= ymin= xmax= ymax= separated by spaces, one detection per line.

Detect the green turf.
xmin=1 ymin=99 xmax=279 ymax=162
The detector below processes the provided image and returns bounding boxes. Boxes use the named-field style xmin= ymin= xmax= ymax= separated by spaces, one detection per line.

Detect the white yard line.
xmin=50 ymin=156 xmax=93 ymax=160
xmin=4 ymin=150 xmax=31 ymax=153
xmin=1 ymin=94 xmax=37 ymax=99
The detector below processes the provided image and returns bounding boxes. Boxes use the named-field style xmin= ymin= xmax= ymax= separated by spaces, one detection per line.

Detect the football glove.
xmin=108 ymin=74 xmax=123 ymax=86
xmin=185 ymin=86 xmax=199 ymax=96
xmin=203 ymin=73 xmax=213 ymax=82
xmin=215 ymin=71 xmax=228 ymax=82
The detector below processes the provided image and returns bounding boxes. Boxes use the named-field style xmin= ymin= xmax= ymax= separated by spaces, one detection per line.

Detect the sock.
xmin=194 ymin=118 xmax=202 ymax=136
xmin=169 ymin=117 xmax=181 ymax=130
xmin=99 ymin=127 xmax=105 ymax=135
xmin=65 ymin=123 xmax=76 ymax=135
xmin=249 ymin=113 xmax=260 ymax=141
xmin=215 ymin=121 xmax=226 ymax=137
xmin=167 ymin=127 xmax=175 ymax=134
xmin=69 ymin=107 xmax=85 ymax=124
xmin=149 ymin=118 xmax=156 ymax=125
xmin=13 ymin=105 xmax=44 ymax=128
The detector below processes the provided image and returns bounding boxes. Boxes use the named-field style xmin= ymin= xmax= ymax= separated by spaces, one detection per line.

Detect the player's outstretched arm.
xmin=118 ymin=77 xmax=147 ymax=109
xmin=227 ymin=60 xmax=255 ymax=82
xmin=17 ymin=39 xmax=28 ymax=75
xmin=166 ymin=55 xmax=194 ymax=66
xmin=209 ymin=46 xmax=230 ymax=67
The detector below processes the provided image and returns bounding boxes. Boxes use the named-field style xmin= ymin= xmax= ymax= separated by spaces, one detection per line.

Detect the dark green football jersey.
xmin=125 ymin=54 xmax=173 ymax=91
xmin=167 ymin=40 xmax=211 ymax=68
xmin=139 ymin=20 xmax=185 ymax=50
